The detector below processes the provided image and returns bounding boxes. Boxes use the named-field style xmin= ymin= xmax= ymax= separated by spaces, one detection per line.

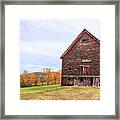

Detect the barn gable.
xmin=60 ymin=28 xmax=100 ymax=86
xmin=60 ymin=29 xmax=100 ymax=59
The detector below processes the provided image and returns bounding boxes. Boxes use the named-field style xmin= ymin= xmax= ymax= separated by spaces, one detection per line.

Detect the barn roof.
xmin=60 ymin=28 xmax=100 ymax=59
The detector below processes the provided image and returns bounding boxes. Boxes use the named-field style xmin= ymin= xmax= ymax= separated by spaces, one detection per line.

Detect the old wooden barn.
xmin=60 ymin=29 xmax=100 ymax=86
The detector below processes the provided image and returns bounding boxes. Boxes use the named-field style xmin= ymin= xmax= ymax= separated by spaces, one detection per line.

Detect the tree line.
xmin=20 ymin=68 xmax=61 ymax=87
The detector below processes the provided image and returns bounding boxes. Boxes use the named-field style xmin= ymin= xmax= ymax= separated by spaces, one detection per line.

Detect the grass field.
xmin=20 ymin=84 xmax=100 ymax=100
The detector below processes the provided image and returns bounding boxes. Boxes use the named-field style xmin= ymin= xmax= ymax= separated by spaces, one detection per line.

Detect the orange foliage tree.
xmin=20 ymin=68 xmax=61 ymax=87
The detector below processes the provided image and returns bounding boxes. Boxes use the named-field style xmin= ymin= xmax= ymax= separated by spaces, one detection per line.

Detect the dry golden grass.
xmin=20 ymin=84 xmax=100 ymax=100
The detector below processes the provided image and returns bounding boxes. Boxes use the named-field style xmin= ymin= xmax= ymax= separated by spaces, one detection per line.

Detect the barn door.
xmin=80 ymin=65 xmax=89 ymax=75
xmin=84 ymin=66 xmax=89 ymax=75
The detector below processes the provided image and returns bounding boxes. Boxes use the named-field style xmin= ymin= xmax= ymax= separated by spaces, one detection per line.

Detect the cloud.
xmin=20 ymin=20 xmax=100 ymax=72
xmin=23 ymin=64 xmax=59 ymax=69
xmin=20 ymin=40 xmax=67 ymax=57
xmin=21 ymin=63 xmax=60 ymax=73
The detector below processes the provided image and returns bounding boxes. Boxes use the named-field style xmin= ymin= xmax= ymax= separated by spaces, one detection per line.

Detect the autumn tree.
xmin=20 ymin=70 xmax=29 ymax=87
xmin=43 ymin=68 xmax=51 ymax=85
xmin=29 ymin=73 xmax=36 ymax=86
xmin=20 ymin=69 xmax=61 ymax=87
xmin=20 ymin=74 xmax=25 ymax=87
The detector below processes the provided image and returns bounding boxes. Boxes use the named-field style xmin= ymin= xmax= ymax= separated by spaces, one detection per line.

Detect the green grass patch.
xmin=20 ymin=84 xmax=61 ymax=93
xmin=20 ymin=84 xmax=100 ymax=100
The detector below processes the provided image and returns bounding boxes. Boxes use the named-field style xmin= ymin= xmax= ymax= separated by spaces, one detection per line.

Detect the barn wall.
xmin=61 ymin=31 xmax=100 ymax=86
xmin=62 ymin=32 xmax=100 ymax=76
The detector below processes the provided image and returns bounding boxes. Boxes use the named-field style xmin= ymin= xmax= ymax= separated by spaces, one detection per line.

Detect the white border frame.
xmin=2 ymin=2 xmax=118 ymax=118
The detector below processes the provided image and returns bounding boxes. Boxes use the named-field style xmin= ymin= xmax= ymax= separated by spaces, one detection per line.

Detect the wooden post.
xmin=93 ymin=78 xmax=94 ymax=86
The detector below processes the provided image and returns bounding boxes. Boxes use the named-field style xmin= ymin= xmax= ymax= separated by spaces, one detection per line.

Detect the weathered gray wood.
xmin=61 ymin=29 xmax=100 ymax=86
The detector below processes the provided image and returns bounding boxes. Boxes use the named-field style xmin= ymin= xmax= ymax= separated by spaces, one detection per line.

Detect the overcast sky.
xmin=20 ymin=20 xmax=100 ymax=73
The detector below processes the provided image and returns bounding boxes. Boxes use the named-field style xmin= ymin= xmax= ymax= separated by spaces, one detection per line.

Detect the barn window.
xmin=68 ymin=67 xmax=71 ymax=71
xmin=68 ymin=77 xmax=71 ymax=80
xmin=82 ymin=38 xmax=89 ymax=42
xmin=79 ymin=77 xmax=83 ymax=82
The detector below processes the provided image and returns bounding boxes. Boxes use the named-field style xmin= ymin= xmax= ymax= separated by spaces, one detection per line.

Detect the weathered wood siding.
xmin=60 ymin=29 xmax=100 ymax=86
